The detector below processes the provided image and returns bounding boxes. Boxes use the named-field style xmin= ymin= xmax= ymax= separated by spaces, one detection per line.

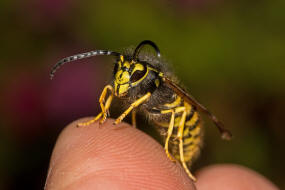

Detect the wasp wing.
xmin=162 ymin=76 xmax=232 ymax=140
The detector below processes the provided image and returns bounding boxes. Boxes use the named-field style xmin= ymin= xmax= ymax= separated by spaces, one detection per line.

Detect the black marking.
xmin=129 ymin=64 xmax=135 ymax=74
xmin=122 ymin=67 xmax=128 ymax=71
xmin=116 ymin=84 xmax=120 ymax=95
xmin=193 ymin=134 xmax=200 ymax=139
xmin=183 ymin=128 xmax=192 ymax=139
xmin=188 ymin=117 xmax=200 ymax=131
xmin=113 ymin=63 xmax=119 ymax=76
xmin=130 ymin=69 xmax=147 ymax=83
xmin=186 ymin=105 xmax=195 ymax=121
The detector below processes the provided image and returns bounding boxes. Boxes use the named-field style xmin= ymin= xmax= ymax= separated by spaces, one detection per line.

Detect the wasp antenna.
xmin=50 ymin=50 xmax=121 ymax=80
xmin=133 ymin=40 xmax=161 ymax=60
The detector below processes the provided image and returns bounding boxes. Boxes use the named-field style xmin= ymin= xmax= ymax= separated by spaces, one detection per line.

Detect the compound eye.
xmin=130 ymin=69 xmax=146 ymax=82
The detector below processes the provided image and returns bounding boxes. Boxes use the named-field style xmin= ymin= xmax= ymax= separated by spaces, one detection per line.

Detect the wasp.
xmin=50 ymin=40 xmax=232 ymax=181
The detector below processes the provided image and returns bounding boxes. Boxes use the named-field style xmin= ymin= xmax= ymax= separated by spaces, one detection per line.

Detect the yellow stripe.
xmin=185 ymin=112 xmax=198 ymax=126
xmin=184 ymin=102 xmax=193 ymax=115
xmin=148 ymin=67 xmax=158 ymax=72
xmin=155 ymin=79 xmax=160 ymax=87
xmin=118 ymin=60 xmax=122 ymax=68
xmin=183 ymin=126 xmax=190 ymax=136
xmin=118 ymin=84 xmax=129 ymax=95
xmin=190 ymin=124 xmax=201 ymax=136
xmin=131 ymin=64 xmax=144 ymax=75
xmin=185 ymin=137 xmax=201 ymax=147
xmin=124 ymin=61 xmax=131 ymax=69
xmin=164 ymin=96 xmax=181 ymax=108
xmin=174 ymin=154 xmax=180 ymax=160
xmin=183 ymin=147 xmax=199 ymax=162
xmin=172 ymin=140 xmax=179 ymax=145
xmin=183 ymin=137 xmax=193 ymax=145
xmin=184 ymin=144 xmax=195 ymax=151
xmin=155 ymin=116 xmax=182 ymax=128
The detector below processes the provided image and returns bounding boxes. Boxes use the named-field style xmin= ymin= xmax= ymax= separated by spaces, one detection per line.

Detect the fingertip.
xmin=45 ymin=118 xmax=195 ymax=190
xmin=195 ymin=164 xmax=279 ymax=190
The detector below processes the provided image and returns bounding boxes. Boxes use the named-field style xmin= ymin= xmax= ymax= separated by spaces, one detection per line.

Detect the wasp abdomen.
xmin=173 ymin=107 xmax=203 ymax=163
xmin=150 ymin=95 xmax=203 ymax=166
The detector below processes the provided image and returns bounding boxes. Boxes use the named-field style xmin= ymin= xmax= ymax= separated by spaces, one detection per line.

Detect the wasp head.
xmin=113 ymin=55 xmax=148 ymax=97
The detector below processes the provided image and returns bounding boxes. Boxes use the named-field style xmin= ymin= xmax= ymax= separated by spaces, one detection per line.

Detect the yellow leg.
xmin=161 ymin=109 xmax=176 ymax=161
xmin=114 ymin=92 xmax=151 ymax=125
xmin=77 ymin=112 xmax=102 ymax=127
xmin=177 ymin=108 xmax=197 ymax=181
xmin=132 ymin=109 xmax=137 ymax=128
xmin=77 ymin=85 xmax=113 ymax=127
xmin=99 ymin=85 xmax=114 ymax=124
xmin=161 ymin=106 xmax=188 ymax=162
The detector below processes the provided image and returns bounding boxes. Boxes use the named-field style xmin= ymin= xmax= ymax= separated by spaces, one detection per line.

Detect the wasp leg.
xmin=132 ymin=109 xmax=137 ymax=128
xmin=161 ymin=106 xmax=188 ymax=162
xmin=114 ymin=92 xmax=151 ymax=125
xmin=177 ymin=107 xmax=197 ymax=181
xmin=160 ymin=109 xmax=176 ymax=161
xmin=77 ymin=85 xmax=113 ymax=127
xmin=98 ymin=85 xmax=114 ymax=124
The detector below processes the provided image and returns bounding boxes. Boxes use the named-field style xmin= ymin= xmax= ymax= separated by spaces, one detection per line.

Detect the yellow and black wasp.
xmin=50 ymin=40 xmax=232 ymax=181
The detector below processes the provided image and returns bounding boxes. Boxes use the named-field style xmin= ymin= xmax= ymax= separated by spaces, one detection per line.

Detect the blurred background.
xmin=0 ymin=0 xmax=284 ymax=189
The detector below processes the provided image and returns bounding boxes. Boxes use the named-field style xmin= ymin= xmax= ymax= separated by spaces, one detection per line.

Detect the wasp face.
xmin=114 ymin=56 xmax=148 ymax=97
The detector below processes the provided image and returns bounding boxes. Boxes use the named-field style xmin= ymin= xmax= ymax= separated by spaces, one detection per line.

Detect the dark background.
xmin=0 ymin=0 xmax=284 ymax=189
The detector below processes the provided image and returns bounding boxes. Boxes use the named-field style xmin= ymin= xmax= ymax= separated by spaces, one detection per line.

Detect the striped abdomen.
xmin=171 ymin=102 xmax=203 ymax=164
xmin=150 ymin=94 xmax=203 ymax=166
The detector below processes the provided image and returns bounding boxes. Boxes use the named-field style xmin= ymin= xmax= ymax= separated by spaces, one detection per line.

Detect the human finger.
xmin=45 ymin=118 xmax=195 ymax=190
xmin=195 ymin=164 xmax=279 ymax=190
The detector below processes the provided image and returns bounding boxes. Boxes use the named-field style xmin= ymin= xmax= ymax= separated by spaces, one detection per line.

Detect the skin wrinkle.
xmin=86 ymin=124 xmax=187 ymax=189
xmin=46 ymin=122 xmax=101 ymax=189
xmin=47 ymin=142 xmax=100 ymax=186
xmin=92 ymin=168 xmax=189 ymax=190
xmin=48 ymin=124 xmax=88 ymax=171
xmin=64 ymin=175 xmax=130 ymax=190
xmin=45 ymin=118 xmax=194 ymax=190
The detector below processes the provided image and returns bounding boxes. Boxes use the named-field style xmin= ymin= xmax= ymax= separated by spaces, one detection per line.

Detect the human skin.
xmin=45 ymin=118 xmax=279 ymax=190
